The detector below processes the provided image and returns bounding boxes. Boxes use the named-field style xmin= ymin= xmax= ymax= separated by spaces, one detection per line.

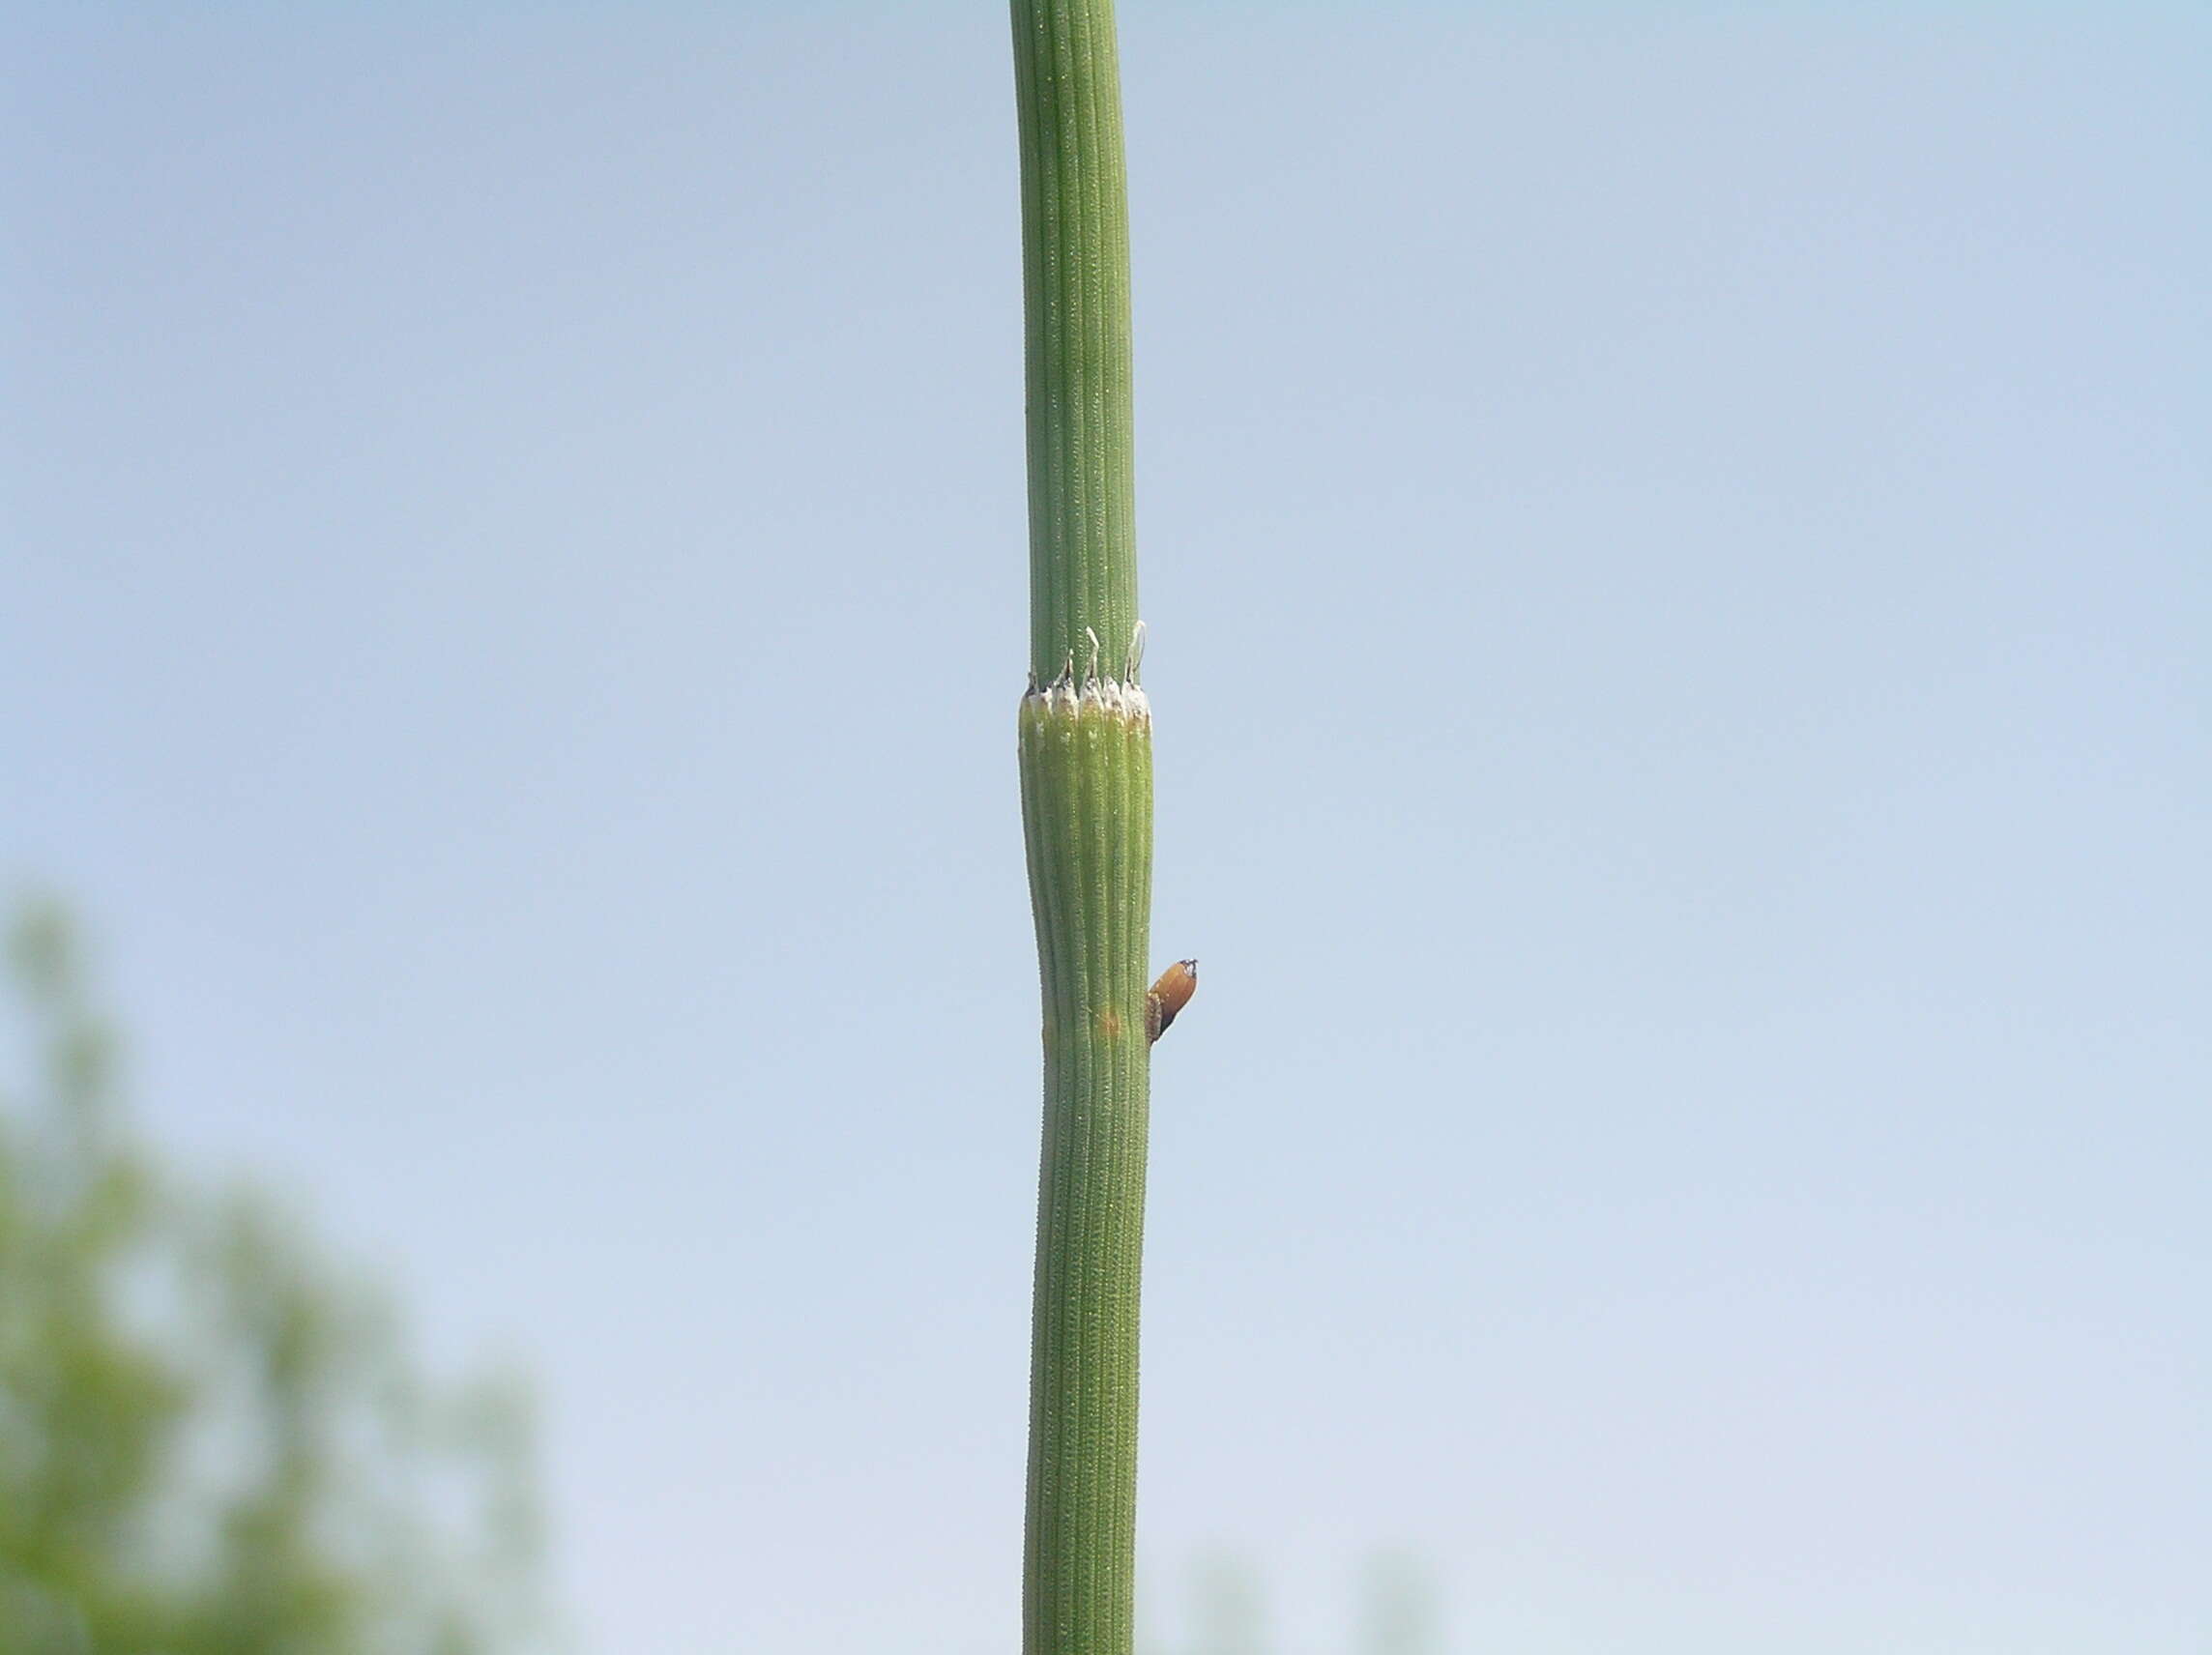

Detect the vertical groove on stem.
xmin=1012 ymin=0 xmax=1137 ymax=684
xmin=1013 ymin=0 xmax=1148 ymax=1648
xmin=1017 ymin=688 xmax=1151 ymax=1655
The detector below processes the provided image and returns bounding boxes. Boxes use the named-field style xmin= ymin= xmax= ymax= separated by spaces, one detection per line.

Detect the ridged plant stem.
xmin=1011 ymin=0 xmax=1137 ymax=685
xmin=1010 ymin=2 xmax=1151 ymax=1653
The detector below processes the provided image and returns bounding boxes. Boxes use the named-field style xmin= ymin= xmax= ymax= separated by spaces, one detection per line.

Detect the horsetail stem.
xmin=1010 ymin=2 xmax=1151 ymax=1651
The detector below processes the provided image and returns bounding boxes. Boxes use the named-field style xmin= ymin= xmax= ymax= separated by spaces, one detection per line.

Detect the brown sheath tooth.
xmin=1145 ymin=958 xmax=1198 ymax=1044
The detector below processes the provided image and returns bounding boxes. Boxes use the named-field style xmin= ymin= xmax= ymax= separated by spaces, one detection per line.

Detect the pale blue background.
xmin=5 ymin=5 xmax=2206 ymax=1652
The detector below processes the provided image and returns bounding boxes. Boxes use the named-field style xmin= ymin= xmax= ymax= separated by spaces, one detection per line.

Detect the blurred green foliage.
xmin=1187 ymin=1556 xmax=1266 ymax=1655
xmin=1150 ymin=1553 xmax=1440 ymax=1655
xmin=0 ymin=901 xmax=551 ymax=1654
xmin=1354 ymin=1554 xmax=1439 ymax=1655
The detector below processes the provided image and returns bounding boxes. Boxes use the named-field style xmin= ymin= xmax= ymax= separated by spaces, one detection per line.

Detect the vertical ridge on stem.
xmin=1013 ymin=1 xmax=1148 ymax=1649
xmin=1012 ymin=0 xmax=1137 ymax=685
xmin=1016 ymin=677 xmax=1150 ymax=1655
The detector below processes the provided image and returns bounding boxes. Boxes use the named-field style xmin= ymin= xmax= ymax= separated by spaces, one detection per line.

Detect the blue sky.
xmin=5 ymin=6 xmax=2207 ymax=1651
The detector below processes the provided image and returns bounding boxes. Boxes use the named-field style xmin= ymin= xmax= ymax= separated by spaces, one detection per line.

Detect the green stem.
xmin=1011 ymin=3 xmax=1150 ymax=1652
xmin=1012 ymin=0 xmax=1137 ymax=684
